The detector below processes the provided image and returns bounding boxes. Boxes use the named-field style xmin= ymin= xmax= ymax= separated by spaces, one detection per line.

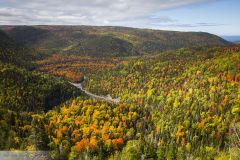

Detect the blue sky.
xmin=0 ymin=0 xmax=239 ymax=36
xmin=153 ymin=0 xmax=240 ymax=36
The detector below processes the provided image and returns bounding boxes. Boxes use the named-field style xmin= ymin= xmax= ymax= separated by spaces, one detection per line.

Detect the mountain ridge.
xmin=0 ymin=25 xmax=231 ymax=57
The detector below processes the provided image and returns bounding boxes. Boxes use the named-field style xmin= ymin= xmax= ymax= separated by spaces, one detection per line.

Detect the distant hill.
xmin=0 ymin=30 xmax=33 ymax=68
xmin=0 ymin=25 xmax=231 ymax=57
xmin=222 ymin=35 xmax=240 ymax=43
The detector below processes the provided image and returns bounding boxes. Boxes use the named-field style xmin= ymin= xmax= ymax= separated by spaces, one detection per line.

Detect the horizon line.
xmin=1 ymin=24 xmax=239 ymax=36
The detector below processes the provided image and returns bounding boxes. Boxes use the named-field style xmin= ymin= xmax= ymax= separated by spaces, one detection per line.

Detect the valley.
xmin=69 ymin=81 xmax=120 ymax=104
xmin=0 ymin=26 xmax=239 ymax=159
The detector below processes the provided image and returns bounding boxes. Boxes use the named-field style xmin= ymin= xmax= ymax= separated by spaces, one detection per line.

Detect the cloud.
xmin=0 ymin=0 xmax=214 ymax=26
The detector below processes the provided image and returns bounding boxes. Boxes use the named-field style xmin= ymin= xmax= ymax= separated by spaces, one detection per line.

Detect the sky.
xmin=0 ymin=0 xmax=239 ymax=36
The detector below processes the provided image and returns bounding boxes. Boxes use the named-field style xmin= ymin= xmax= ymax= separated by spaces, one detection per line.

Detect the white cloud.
xmin=0 ymin=0 xmax=214 ymax=26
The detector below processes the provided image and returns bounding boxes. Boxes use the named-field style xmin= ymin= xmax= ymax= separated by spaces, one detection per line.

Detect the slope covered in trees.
xmin=0 ymin=30 xmax=82 ymax=112
xmin=79 ymin=46 xmax=240 ymax=159
xmin=0 ymin=25 xmax=239 ymax=159
xmin=0 ymin=25 xmax=231 ymax=57
xmin=1 ymin=45 xmax=238 ymax=159
xmin=0 ymin=30 xmax=84 ymax=152
xmin=0 ymin=30 xmax=33 ymax=68
xmin=34 ymin=54 xmax=119 ymax=82
xmin=0 ymin=63 xmax=81 ymax=112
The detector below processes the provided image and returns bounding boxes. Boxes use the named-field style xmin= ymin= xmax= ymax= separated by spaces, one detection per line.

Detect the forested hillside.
xmin=0 ymin=63 xmax=82 ymax=112
xmin=0 ymin=25 xmax=239 ymax=159
xmin=44 ymin=46 xmax=240 ymax=159
xmin=0 ymin=32 xmax=82 ymax=112
xmin=0 ymin=26 xmax=231 ymax=57
xmin=0 ymin=31 xmax=83 ymax=152
xmin=0 ymin=30 xmax=32 ymax=68
xmin=1 ymin=44 xmax=239 ymax=159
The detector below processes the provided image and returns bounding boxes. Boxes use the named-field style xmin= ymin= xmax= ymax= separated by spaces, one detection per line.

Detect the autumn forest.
xmin=0 ymin=26 xmax=239 ymax=160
